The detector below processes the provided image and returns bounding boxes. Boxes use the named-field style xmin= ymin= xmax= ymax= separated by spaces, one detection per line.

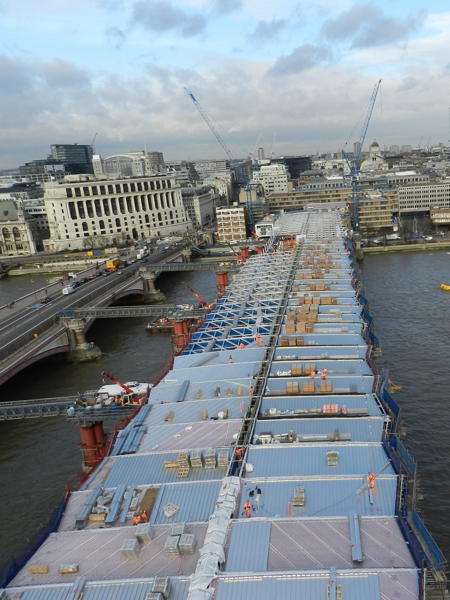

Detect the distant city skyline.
xmin=1 ymin=0 xmax=450 ymax=168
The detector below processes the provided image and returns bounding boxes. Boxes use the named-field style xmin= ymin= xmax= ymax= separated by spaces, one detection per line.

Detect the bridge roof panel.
xmin=173 ymin=347 xmax=265 ymax=368
xmin=259 ymin=393 xmax=383 ymax=416
xmin=146 ymin=397 xmax=249 ymax=426
xmin=253 ymin=416 xmax=385 ymax=443
xmin=246 ymin=444 xmax=394 ymax=478
xmin=273 ymin=346 xmax=368 ymax=360
xmin=239 ymin=476 xmax=397 ymax=518
xmin=149 ymin=378 xmax=253 ymax=404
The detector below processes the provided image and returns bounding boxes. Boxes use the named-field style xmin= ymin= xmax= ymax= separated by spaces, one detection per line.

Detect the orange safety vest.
xmin=244 ymin=502 xmax=252 ymax=517
xmin=133 ymin=515 xmax=141 ymax=525
xmin=368 ymin=472 xmax=375 ymax=488
xmin=235 ymin=448 xmax=244 ymax=461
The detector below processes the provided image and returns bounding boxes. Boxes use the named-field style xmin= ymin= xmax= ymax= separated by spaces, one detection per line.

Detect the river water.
xmin=0 ymin=252 xmax=449 ymax=575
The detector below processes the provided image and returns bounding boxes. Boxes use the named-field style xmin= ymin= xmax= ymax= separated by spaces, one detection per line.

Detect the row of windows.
xmin=67 ymin=194 xmax=178 ymax=219
xmin=66 ymin=179 xmax=172 ymax=198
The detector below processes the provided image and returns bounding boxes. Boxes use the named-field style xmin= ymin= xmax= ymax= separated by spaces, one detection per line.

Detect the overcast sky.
xmin=0 ymin=0 xmax=449 ymax=168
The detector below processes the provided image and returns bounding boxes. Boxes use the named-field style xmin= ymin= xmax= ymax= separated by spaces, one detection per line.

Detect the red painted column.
xmin=240 ymin=247 xmax=250 ymax=261
xmin=172 ymin=320 xmax=188 ymax=353
xmin=80 ymin=424 xmax=98 ymax=468
xmin=93 ymin=421 xmax=107 ymax=458
xmin=216 ymin=271 xmax=229 ymax=297
xmin=256 ymin=245 xmax=265 ymax=255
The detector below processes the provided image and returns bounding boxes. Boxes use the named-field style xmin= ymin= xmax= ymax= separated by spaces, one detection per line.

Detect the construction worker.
xmin=228 ymin=355 xmax=235 ymax=363
xmin=248 ymin=385 xmax=254 ymax=395
xmin=320 ymin=368 xmax=328 ymax=380
xmin=309 ymin=369 xmax=317 ymax=379
xmin=368 ymin=472 xmax=375 ymax=489
xmin=244 ymin=501 xmax=252 ymax=518
xmin=239 ymin=342 xmax=245 ymax=349
xmin=235 ymin=447 xmax=245 ymax=462
xmin=133 ymin=510 xmax=149 ymax=525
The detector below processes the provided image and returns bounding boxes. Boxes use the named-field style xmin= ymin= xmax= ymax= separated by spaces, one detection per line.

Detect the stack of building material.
xmin=286 ymin=382 xmax=299 ymax=395
xmin=204 ymin=449 xmax=217 ymax=468
xmin=320 ymin=381 xmax=333 ymax=393
xmin=217 ymin=450 xmax=229 ymax=468
xmin=179 ymin=533 xmax=197 ymax=554
xmin=164 ymin=535 xmax=180 ymax=556
xmin=190 ymin=450 xmax=203 ymax=468
xmin=135 ymin=522 xmax=153 ymax=543
xmin=151 ymin=577 xmax=171 ymax=599
xmin=176 ymin=452 xmax=190 ymax=478
xmin=120 ymin=538 xmax=141 ymax=559
xmin=292 ymin=486 xmax=305 ymax=507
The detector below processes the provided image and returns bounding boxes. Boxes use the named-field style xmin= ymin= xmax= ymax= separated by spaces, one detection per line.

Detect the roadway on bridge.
xmin=0 ymin=246 xmax=182 ymax=358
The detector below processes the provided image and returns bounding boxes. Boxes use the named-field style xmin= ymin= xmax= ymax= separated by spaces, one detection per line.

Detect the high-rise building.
xmin=257 ymin=147 xmax=265 ymax=161
xmin=50 ymin=144 xmax=93 ymax=175
xmin=252 ymin=164 xmax=289 ymax=195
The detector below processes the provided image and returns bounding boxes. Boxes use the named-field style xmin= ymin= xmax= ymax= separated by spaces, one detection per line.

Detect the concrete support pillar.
xmin=65 ymin=318 xmax=102 ymax=363
xmin=172 ymin=319 xmax=189 ymax=354
xmin=216 ymin=271 xmax=229 ymax=297
xmin=240 ymin=247 xmax=250 ymax=262
xmin=353 ymin=233 xmax=364 ymax=261
xmin=140 ymin=269 xmax=166 ymax=303
xmin=256 ymin=245 xmax=265 ymax=255
xmin=80 ymin=424 xmax=99 ymax=469
xmin=181 ymin=249 xmax=191 ymax=263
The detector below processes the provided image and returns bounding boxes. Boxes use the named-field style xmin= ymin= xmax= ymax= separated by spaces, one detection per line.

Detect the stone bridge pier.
xmin=65 ymin=318 xmax=102 ymax=362
xmin=140 ymin=269 xmax=166 ymax=303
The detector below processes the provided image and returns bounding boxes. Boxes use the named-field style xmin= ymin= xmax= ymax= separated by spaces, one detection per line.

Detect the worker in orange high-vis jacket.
xmin=244 ymin=501 xmax=252 ymax=518
xmin=368 ymin=472 xmax=375 ymax=489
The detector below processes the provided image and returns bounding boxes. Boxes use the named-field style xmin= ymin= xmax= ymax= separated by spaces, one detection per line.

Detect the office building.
xmin=216 ymin=205 xmax=247 ymax=242
xmin=43 ymin=174 xmax=191 ymax=251
xmin=181 ymin=185 xmax=222 ymax=229
xmin=252 ymin=164 xmax=289 ymax=195
xmin=50 ymin=144 xmax=93 ymax=175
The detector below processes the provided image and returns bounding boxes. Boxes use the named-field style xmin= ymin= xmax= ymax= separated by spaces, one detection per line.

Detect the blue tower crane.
xmin=343 ymin=79 xmax=382 ymax=232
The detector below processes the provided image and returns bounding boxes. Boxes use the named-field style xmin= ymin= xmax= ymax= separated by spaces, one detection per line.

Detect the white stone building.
xmin=43 ymin=175 xmax=191 ymax=251
xmin=252 ymin=164 xmax=289 ymax=195
xmin=0 ymin=199 xmax=37 ymax=255
xmin=397 ymin=180 xmax=450 ymax=213
xmin=216 ymin=205 xmax=247 ymax=243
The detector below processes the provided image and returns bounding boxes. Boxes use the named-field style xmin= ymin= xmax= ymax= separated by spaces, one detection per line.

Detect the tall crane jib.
xmin=184 ymin=87 xmax=234 ymax=162
xmin=342 ymin=79 xmax=382 ymax=232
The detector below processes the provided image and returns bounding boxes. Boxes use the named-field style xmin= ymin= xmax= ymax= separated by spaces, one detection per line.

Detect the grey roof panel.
xmin=215 ymin=571 xmax=382 ymax=600
xmin=259 ymin=394 xmax=383 ymax=416
xmin=146 ymin=397 xmax=249 ymax=426
xmin=253 ymin=417 xmax=385 ymax=443
xmin=150 ymin=481 xmax=221 ymax=524
xmin=150 ymin=378 xmax=252 ymax=403
xmin=274 ymin=346 xmax=368 ymax=360
xmin=246 ymin=444 xmax=395 ymax=478
xmin=104 ymin=452 xmax=228 ymax=488
xmin=226 ymin=521 xmax=271 ymax=572
xmin=240 ymin=476 xmax=397 ymax=517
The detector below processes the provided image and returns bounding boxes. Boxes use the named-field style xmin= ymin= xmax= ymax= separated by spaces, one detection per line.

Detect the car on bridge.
xmin=40 ymin=296 xmax=51 ymax=304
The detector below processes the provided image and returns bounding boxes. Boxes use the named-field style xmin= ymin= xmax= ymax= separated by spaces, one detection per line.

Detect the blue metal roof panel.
xmin=274 ymin=346 xmax=368 ymax=360
xmin=246 ymin=444 xmax=394 ymax=478
xmin=162 ymin=362 xmax=260 ymax=383
xmin=239 ymin=476 xmax=397 ymax=517
xmin=259 ymin=394 xmax=383 ymax=417
xmin=103 ymin=452 xmax=228 ymax=488
xmin=278 ymin=333 xmax=366 ymax=346
xmin=150 ymin=378 xmax=253 ymax=403
xmin=214 ymin=572 xmax=381 ymax=600
xmin=226 ymin=521 xmax=271 ymax=572
xmin=253 ymin=417 xmax=385 ymax=443
xmin=269 ymin=359 xmax=373 ymax=376
xmin=264 ymin=375 xmax=374 ymax=395
xmin=150 ymin=481 xmax=221 ymax=524
xmin=146 ymin=397 xmax=248 ymax=426
xmin=173 ymin=347 xmax=265 ymax=368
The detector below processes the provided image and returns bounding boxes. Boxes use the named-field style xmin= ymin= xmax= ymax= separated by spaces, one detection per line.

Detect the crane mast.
xmin=185 ymin=87 xmax=234 ymax=162
xmin=343 ymin=79 xmax=382 ymax=232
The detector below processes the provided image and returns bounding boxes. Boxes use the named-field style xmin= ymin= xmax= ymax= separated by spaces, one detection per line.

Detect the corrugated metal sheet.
xmin=145 ymin=397 xmax=249 ymax=426
xmin=269 ymin=359 xmax=372 ymax=376
xmin=150 ymin=481 xmax=221 ymax=525
xmin=274 ymin=345 xmax=367 ymax=360
xmin=173 ymin=347 xmax=265 ymax=369
xmin=162 ymin=362 xmax=260 ymax=383
xmin=226 ymin=521 xmax=271 ymax=572
xmin=264 ymin=375 xmax=374 ymax=395
xmin=253 ymin=417 xmax=385 ymax=443
xmin=141 ymin=420 xmax=241 ymax=453
xmin=104 ymin=452 xmax=228 ymax=488
xmin=246 ymin=444 xmax=395 ymax=477
xmin=259 ymin=394 xmax=383 ymax=416
xmin=378 ymin=570 xmax=419 ymax=599
xmin=240 ymin=476 xmax=397 ymax=517
xmin=150 ymin=377 xmax=252 ymax=403
xmin=266 ymin=518 xmax=415 ymax=570
xmin=277 ymin=333 xmax=366 ymax=346
xmin=214 ymin=571 xmax=381 ymax=600
xmin=16 ymin=576 xmax=190 ymax=600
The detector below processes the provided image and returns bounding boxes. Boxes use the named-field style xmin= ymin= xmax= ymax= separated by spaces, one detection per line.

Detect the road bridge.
xmin=0 ymin=244 xmax=206 ymax=385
